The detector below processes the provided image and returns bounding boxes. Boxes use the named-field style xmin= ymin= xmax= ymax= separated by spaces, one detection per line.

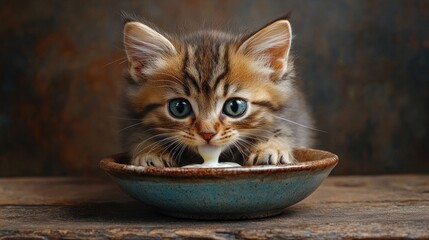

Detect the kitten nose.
xmin=199 ymin=131 xmax=216 ymax=142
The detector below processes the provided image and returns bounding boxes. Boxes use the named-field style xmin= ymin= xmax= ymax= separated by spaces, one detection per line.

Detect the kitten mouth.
xmin=200 ymin=143 xmax=224 ymax=148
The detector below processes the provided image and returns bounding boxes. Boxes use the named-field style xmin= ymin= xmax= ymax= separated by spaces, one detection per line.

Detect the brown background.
xmin=1 ymin=0 xmax=428 ymax=176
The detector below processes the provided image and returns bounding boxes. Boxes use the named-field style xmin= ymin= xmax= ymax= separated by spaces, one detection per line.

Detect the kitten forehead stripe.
xmin=185 ymin=69 xmax=201 ymax=92
xmin=182 ymin=46 xmax=200 ymax=93
xmin=194 ymin=45 xmax=202 ymax=81
xmin=185 ymin=45 xmax=201 ymax=92
xmin=202 ymin=81 xmax=211 ymax=93
xmin=213 ymin=44 xmax=229 ymax=91
xmin=212 ymin=42 xmax=220 ymax=66
xmin=182 ymin=47 xmax=190 ymax=93
xmin=183 ymin=83 xmax=191 ymax=96
xmin=223 ymin=82 xmax=230 ymax=97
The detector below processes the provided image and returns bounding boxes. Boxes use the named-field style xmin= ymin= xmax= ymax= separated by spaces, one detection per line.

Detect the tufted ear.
xmin=238 ymin=19 xmax=292 ymax=80
xmin=123 ymin=21 xmax=177 ymax=81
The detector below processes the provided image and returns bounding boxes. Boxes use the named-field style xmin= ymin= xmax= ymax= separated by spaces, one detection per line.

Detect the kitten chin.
xmin=120 ymin=16 xmax=315 ymax=167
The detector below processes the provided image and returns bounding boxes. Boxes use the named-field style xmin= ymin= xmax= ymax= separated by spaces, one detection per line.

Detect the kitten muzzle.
xmin=199 ymin=131 xmax=217 ymax=142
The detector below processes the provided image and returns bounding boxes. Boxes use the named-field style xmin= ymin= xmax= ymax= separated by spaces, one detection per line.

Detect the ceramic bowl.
xmin=100 ymin=148 xmax=338 ymax=220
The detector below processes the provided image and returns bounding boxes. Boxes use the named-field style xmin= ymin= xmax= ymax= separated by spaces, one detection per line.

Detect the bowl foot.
xmin=159 ymin=208 xmax=285 ymax=220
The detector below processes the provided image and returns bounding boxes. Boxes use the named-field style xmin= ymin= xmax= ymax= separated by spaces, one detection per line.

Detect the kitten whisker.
xmin=236 ymin=139 xmax=252 ymax=153
xmin=271 ymin=114 xmax=328 ymax=133
xmin=226 ymin=145 xmax=236 ymax=162
xmin=172 ymin=142 xmax=186 ymax=164
xmin=119 ymin=122 xmax=142 ymax=132
xmin=242 ymin=129 xmax=275 ymax=136
xmin=167 ymin=139 xmax=182 ymax=161
xmin=174 ymin=143 xmax=187 ymax=165
xmin=133 ymin=133 xmax=173 ymax=156
xmin=238 ymin=138 xmax=257 ymax=150
xmin=135 ymin=127 xmax=168 ymax=135
xmin=239 ymin=134 xmax=269 ymax=145
xmin=143 ymin=136 xmax=176 ymax=152
xmin=136 ymin=138 xmax=169 ymax=157
xmin=240 ymin=132 xmax=269 ymax=141
xmin=118 ymin=126 xmax=160 ymax=137
xmin=232 ymin=141 xmax=247 ymax=162
xmin=160 ymin=138 xmax=180 ymax=157
xmin=142 ymin=137 xmax=177 ymax=161
xmin=164 ymin=140 xmax=186 ymax=165
xmin=111 ymin=116 xmax=141 ymax=121
xmin=170 ymin=142 xmax=181 ymax=163
xmin=102 ymin=57 xmax=128 ymax=68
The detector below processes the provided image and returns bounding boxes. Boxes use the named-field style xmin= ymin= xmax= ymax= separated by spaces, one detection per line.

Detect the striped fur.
xmin=121 ymin=18 xmax=314 ymax=167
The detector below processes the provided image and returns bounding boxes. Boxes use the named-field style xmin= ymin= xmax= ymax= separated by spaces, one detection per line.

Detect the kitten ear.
xmin=238 ymin=19 xmax=292 ymax=79
xmin=123 ymin=21 xmax=177 ymax=81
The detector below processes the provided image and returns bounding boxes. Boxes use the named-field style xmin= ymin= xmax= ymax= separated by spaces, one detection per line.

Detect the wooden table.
xmin=0 ymin=175 xmax=428 ymax=239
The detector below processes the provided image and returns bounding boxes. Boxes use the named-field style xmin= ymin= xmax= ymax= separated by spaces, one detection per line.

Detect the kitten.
xmin=120 ymin=17 xmax=314 ymax=167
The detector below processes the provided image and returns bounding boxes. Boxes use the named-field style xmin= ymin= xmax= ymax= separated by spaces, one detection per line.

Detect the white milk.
xmin=183 ymin=145 xmax=241 ymax=168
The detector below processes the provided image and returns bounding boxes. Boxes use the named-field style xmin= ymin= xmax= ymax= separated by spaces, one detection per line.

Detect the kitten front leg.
xmin=131 ymin=153 xmax=177 ymax=167
xmin=244 ymin=140 xmax=296 ymax=166
xmin=129 ymin=141 xmax=178 ymax=167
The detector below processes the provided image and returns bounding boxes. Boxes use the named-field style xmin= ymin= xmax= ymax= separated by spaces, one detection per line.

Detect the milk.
xmin=183 ymin=145 xmax=241 ymax=168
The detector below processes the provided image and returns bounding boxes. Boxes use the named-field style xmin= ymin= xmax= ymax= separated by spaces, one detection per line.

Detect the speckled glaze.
xmin=100 ymin=148 xmax=338 ymax=220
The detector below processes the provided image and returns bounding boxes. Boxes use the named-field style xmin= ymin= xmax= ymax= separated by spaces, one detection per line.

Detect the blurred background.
xmin=1 ymin=0 xmax=428 ymax=176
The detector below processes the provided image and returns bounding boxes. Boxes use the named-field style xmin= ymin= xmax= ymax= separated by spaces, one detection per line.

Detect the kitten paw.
xmin=245 ymin=146 xmax=295 ymax=166
xmin=130 ymin=154 xmax=176 ymax=167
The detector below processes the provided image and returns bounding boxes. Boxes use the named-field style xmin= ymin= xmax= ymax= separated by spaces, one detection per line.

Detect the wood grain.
xmin=0 ymin=175 xmax=428 ymax=239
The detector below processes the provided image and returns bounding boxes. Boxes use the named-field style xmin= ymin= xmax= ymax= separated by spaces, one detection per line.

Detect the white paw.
xmin=245 ymin=148 xmax=295 ymax=166
xmin=130 ymin=154 xmax=176 ymax=167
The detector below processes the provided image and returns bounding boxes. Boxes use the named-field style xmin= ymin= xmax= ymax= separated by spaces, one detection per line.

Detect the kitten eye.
xmin=168 ymin=98 xmax=193 ymax=118
xmin=223 ymin=98 xmax=247 ymax=118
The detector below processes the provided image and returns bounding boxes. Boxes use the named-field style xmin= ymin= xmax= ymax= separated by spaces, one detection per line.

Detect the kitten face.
xmin=122 ymin=19 xmax=307 ymax=165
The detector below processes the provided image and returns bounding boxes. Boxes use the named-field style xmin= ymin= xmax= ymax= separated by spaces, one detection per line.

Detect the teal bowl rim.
xmin=100 ymin=148 xmax=338 ymax=179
